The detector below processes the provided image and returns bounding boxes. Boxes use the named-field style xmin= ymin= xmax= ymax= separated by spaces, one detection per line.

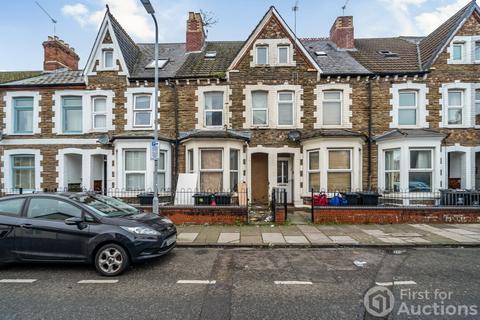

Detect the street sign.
xmin=150 ymin=141 xmax=159 ymax=160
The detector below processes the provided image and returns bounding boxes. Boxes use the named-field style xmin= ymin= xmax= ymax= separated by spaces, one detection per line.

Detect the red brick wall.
xmin=329 ymin=16 xmax=354 ymax=49
xmin=43 ymin=38 xmax=79 ymax=71
xmin=313 ymin=208 xmax=480 ymax=224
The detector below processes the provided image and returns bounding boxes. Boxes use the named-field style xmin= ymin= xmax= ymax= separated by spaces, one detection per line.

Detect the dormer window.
xmin=278 ymin=46 xmax=289 ymax=64
xmin=256 ymin=46 xmax=268 ymax=65
xmin=205 ymin=51 xmax=217 ymax=59
xmin=103 ymin=49 xmax=114 ymax=68
xmin=145 ymin=59 xmax=169 ymax=69
xmin=378 ymin=50 xmax=399 ymax=58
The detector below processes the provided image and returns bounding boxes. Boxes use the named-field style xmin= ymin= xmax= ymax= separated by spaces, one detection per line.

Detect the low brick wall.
xmin=274 ymin=208 xmax=286 ymax=224
xmin=313 ymin=207 xmax=480 ymax=224
xmin=140 ymin=206 xmax=248 ymax=224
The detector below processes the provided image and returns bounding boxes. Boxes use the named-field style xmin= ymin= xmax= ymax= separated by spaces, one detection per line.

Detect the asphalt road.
xmin=0 ymin=247 xmax=479 ymax=320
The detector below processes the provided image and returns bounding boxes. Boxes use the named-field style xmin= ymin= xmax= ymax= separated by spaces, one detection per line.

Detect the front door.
xmin=277 ymin=158 xmax=293 ymax=203
xmin=15 ymin=197 xmax=91 ymax=261
xmin=251 ymin=153 xmax=269 ymax=204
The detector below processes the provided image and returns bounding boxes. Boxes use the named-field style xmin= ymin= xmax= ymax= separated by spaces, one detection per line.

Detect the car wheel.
xmin=94 ymin=244 xmax=129 ymax=277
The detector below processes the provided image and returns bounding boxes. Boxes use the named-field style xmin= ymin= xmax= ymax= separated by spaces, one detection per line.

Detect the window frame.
xmin=62 ymin=96 xmax=83 ymax=134
xmin=307 ymin=150 xmax=321 ymax=191
xmin=384 ymin=148 xmax=401 ymax=192
xmin=124 ymin=149 xmax=147 ymax=191
xmin=475 ymin=88 xmax=480 ymax=127
xmin=156 ymin=150 xmax=167 ymax=191
xmin=277 ymin=91 xmax=295 ymax=127
xmin=446 ymin=89 xmax=464 ymax=126
xmin=326 ymin=149 xmax=352 ymax=191
xmin=322 ymin=90 xmax=343 ymax=126
xmin=277 ymin=45 xmax=290 ymax=64
xmin=408 ymin=148 xmax=433 ymax=192
xmin=452 ymin=42 xmax=464 ymax=61
xmin=475 ymin=41 xmax=480 ymax=62
xmin=102 ymin=49 xmax=114 ymax=69
xmin=251 ymin=90 xmax=269 ymax=127
xmin=203 ymin=91 xmax=224 ymax=128
xmin=398 ymin=90 xmax=418 ymax=126
xmin=91 ymin=96 xmax=108 ymax=131
xmin=256 ymin=45 xmax=269 ymax=65
xmin=133 ymin=94 xmax=153 ymax=128
xmin=13 ymin=97 xmax=34 ymax=134
xmin=229 ymin=149 xmax=240 ymax=192
xmin=11 ymin=155 xmax=36 ymax=191
xmin=199 ymin=148 xmax=224 ymax=191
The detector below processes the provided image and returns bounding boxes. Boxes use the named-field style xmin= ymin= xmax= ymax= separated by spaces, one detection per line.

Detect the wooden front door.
xmin=251 ymin=153 xmax=269 ymax=204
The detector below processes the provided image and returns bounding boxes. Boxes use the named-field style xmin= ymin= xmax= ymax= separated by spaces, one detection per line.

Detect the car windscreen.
xmin=74 ymin=195 xmax=140 ymax=217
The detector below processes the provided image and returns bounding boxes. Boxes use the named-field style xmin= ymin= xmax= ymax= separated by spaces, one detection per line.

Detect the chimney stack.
xmin=186 ymin=12 xmax=205 ymax=52
xmin=329 ymin=16 xmax=355 ymax=50
xmin=42 ymin=36 xmax=80 ymax=71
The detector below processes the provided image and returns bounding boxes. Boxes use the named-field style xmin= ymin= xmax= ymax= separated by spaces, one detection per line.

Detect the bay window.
xmin=62 ymin=96 xmax=82 ymax=133
xmin=327 ymin=149 xmax=352 ymax=191
xmin=200 ymin=149 xmax=223 ymax=191
xmin=92 ymin=96 xmax=107 ymax=130
xmin=133 ymin=94 xmax=152 ymax=127
xmin=409 ymin=149 xmax=433 ymax=192
xmin=476 ymin=89 xmax=480 ymax=126
xmin=278 ymin=91 xmax=294 ymax=126
xmin=204 ymin=92 xmax=224 ymax=127
xmin=322 ymin=91 xmax=342 ymax=125
xmin=157 ymin=151 xmax=167 ymax=191
xmin=124 ymin=150 xmax=146 ymax=191
xmin=398 ymin=90 xmax=417 ymax=126
xmin=12 ymin=155 xmax=35 ymax=190
xmin=307 ymin=150 xmax=320 ymax=191
xmin=384 ymin=149 xmax=400 ymax=192
xmin=252 ymin=91 xmax=268 ymax=126
xmin=256 ymin=46 xmax=268 ymax=65
xmin=230 ymin=149 xmax=239 ymax=192
xmin=13 ymin=97 xmax=33 ymax=134
xmin=447 ymin=90 xmax=463 ymax=125
xmin=187 ymin=149 xmax=194 ymax=173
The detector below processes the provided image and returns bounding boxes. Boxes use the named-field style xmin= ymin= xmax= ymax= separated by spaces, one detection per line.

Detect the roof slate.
xmin=131 ymin=43 xmax=187 ymax=79
xmin=0 ymin=71 xmax=42 ymax=84
xmin=108 ymin=11 xmax=140 ymax=75
xmin=176 ymin=41 xmax=244 ymax=78
xmin=179 ymin=129 xmax=251 ymax=141
xmin=374 ymin=129 xmax=447 ymax=141
xmin=0 ymin=70 xmax=84 ymax=87
xmin=301 ymin=39 xmax=370 ymax=75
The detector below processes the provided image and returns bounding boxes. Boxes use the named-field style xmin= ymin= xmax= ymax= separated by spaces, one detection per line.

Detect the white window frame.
xmin=124 ymin=149 xmax=147 ymax=191
xmin=452 ymin=42 xmax=464 ymax=61
xmin=408 ymin=148 xmax=433 ymax=192
xmin=475 ymin=41 xmax=480 ymax=62
xmin=199 ymin=148 xmax=224 ymax=191
xmin=133 ymin=94 xmax=153 ymax=128
xmin=314 ymin=84 xmax=353 ymax=129
xmin=204 ymin=91 xmax=224 ymax=128
xmin=102 ymin=49 xmax=114 ymax=69
xmin=446 ymin=89 xmax=464 ymax=126
xmin=277 ymin=91 xmax=295 ymax=127
xmin=61 ymin=96 xmax=83 ymax=134
xmin=476 ymin=88 xmax=480 ymax=127
xmin=321 ymin=90 xmax=343 ymax=126
xmin=307 ymin=150 xmax=321 ymax=191
xmin=1 ymin=149 xmax=42 ymax=192
xmin=92 ymin=96 xmax=108 ymax=131
xmin=4 ymin=91 xmax=41 ymax=135
xmin=157 ymin=150 xmax=167 ymax=191
xmin=398 ymin=90 xmax=418 ymax=126
xmin=277 ymin=45 xmax=290 ymax=64
xmin=384 ymin=148 xmax=401 ymax=192
xmin=326 ymin=149 xmax=352 ymax=191
xmin=251 ymin=90 xmax=268 ymax=127
xmin=256 ymin=45 xmax=269 ymax=65
xmin=229 ymin=148 xmax=240 ymax=192
xmin=187 ymin=149 xmax=194 ymax=173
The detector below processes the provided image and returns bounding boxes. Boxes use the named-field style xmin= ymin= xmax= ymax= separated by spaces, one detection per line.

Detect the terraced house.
xmin=0 ymin=2 xmax=479 ymax=207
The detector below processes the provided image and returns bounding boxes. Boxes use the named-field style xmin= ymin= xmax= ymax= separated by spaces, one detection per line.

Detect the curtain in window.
xmin=252 ymin=91 xmax=268 ymax=125
xmin=323 ymin=91 xmax=341 ymax=125
xmin=63 ymin=97 xmax=82 ymax=132
xmin=329 ymin=150 xmax=350 ymax=169
xmin=328 ymin=150 xmax=351 ymax=191
xmin=327 ymin=173 xmax=351 ymax=191
xmin=410 ymin=150 xmax=431 ymax=169
xmin=14 ymin=97 xmax=33 ymax=133
xmin=308 ymin=151 xmax=320 ymax=191
xmin=125 ymin=174 xmax=145 ymax=191
xmin=205 ymin=92 xmax=223 ymax=126
xmin=201 ymin=150 xmax=222 ymax=169
xmin=12 ymin=155 xmax=35 ymax=189
xmin=278 ymin=92 xmax=293 ymax=125
xmin=125 ymin=151 xmax=146 ymax=170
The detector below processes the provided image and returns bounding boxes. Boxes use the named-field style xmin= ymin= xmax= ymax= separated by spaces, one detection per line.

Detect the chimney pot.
xmin=330 ymin=16 xmax=355 ymax=50
xmin=186 ymin=12 xmax=205 ymax=52
xmin=42 ymin=36 xmax=80 ymax=71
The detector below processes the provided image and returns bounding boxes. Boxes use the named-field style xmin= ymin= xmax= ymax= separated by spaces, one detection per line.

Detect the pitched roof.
xmin=0 ymin=71 xmax=42 ymax=84
xmin=176 ymin=41 xmax=244 ymax=78
xmin=349 ymin=37 xmax=422 ymax=74
xmin=419 ymin=0 xmax=479 ymax=69
xmin=179 ymin=129 xmax=251 ymax=141
xmin=0 ymin=70 xmax=84 ymax=87
xmin=107 ymin=11 xmax=140 ymax=75
xmin=301 ymin=38 xmax=370 ymax=75
xmin=130 ymin=43 xmax=187 ymax=79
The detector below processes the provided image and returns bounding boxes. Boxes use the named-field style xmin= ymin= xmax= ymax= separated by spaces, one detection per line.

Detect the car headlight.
xmin=120 ymin=226 xmax=161 ymax=236
xmin=161 ymin=218 xmax=173 ymax=224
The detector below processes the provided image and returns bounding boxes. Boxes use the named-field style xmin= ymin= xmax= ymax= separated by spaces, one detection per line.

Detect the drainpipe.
xmin=169 ymin=80 xmax=180 ymax=192
xmin=367 ymin=79 xmax=373 ymax=191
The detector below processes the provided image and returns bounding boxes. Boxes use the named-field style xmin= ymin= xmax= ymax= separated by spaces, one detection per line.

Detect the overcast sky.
xmin=0 ymin=0 xmax=472 ymax=71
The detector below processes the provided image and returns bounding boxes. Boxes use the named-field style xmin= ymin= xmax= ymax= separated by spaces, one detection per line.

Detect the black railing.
xmin=310 ymin=189 xmax=480 ymax=209
xmin=271 ymin=187 xmax=288 ymax=222
xmin=0 ymin=188 xmax=249 ymax=208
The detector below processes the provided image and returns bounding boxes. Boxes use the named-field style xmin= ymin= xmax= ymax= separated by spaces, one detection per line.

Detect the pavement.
xmin=1 ymin=247 xmax=479 ymax=319
xmin=176 ymin=223 xmax=480 ymax=247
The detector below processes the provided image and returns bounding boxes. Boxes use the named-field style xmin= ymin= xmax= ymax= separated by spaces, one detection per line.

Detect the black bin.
xmin=137 ymin=192 xmax=154 ymax=205
xmin=358 ymin=192 xmax=381 ymax=206
xmin=193 ymin=192 xmax=213 ymax=205
xmin=341 ymin=192 xmax=361 ymax=206
xmin=214 ymin=192 xmax=232 ymax=205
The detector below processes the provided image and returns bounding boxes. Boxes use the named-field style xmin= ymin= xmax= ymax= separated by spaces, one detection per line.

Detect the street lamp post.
xmin=140 ymin=0 xmax=159 ymax=215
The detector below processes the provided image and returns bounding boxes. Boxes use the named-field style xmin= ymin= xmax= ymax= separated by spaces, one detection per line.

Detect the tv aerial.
xmin=35 ymin=1 xmax=58 ymax=36
xmin=342 ymin=0 xmax=350 ymax=15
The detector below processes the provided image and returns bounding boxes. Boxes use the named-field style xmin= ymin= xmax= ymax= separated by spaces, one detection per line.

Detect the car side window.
xmin=0 ymin=198 xmax=25 ymax=216
xmin=26 ymin=198 xmax=82 ymax=220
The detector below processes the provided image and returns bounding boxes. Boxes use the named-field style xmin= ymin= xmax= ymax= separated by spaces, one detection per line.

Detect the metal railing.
xmin=310 ymin=188 xmax=480 ymax=208
xmin=271 ymin=187 xmax=288 ymax=222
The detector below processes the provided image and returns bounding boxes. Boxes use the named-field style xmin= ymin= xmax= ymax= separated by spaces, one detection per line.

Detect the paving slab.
xmin=390 ymin=232 xmax=423 ymax=237
xmin=284 ymin=236 xmax=309 ymax=244
xmin=240 ymin=235 xmax=263 ymax=245
xmin=403 ymin=237 xmax=431 ymax=244
xmin=377 ymin=237 xmax=406 ymax=244
xmin=303 ymin=233 xmax=333 ymax=244
xmin=177 ymin=233 xmax=198 ymax=243
xmin=329 ymin=236 xmax=358 ymax=244
xmin=443 ymin=228 xmax=479 ymax=235
xmin=297 ymin=225 xmax=322 ymax=233
xmin=217 ymin=232 xmax=240 ymax=244
xmin=411 ymin=224 xmax=480 ymax=243
xmin=362 ymin=229 xmax=387 ymax=236
xmin=262 ymin=233 xmax=286 ymax=244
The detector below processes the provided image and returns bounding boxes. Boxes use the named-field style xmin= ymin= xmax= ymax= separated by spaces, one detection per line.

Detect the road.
xmin=0 ymin=248 xmax=479 ymax=320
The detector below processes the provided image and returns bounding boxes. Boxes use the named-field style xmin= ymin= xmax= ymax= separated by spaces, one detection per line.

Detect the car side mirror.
xmin=65 ymin=217 xmax=84 ymax=226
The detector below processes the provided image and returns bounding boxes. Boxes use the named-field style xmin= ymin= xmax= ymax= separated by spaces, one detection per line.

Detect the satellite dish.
xmin=97 ymin=134 xmax=110 ymax=145
xmin=287 ymin=130 xmax=301 ymax=142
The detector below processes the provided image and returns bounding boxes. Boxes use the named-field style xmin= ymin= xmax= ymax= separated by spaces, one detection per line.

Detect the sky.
xmin=0 ymin=0 xmax=473 ymax=71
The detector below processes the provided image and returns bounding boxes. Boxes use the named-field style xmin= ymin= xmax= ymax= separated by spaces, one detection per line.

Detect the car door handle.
xmin=20 ymin=224 xmax=33 ymax=229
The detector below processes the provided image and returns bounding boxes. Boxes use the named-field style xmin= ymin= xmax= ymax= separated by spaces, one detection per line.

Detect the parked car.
xmin=0 ymin=192 xmax=176 ymax=276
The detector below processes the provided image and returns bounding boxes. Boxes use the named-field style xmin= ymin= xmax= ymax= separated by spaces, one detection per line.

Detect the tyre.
xmin=94 ymin=244 xmax=129 ymax=277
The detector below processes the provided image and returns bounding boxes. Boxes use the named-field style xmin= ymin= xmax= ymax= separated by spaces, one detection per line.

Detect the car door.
xmin=14 ymin=196 xmax=93 ymax=261
xmin=0 ymin=197 xmax=26 ymax=262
